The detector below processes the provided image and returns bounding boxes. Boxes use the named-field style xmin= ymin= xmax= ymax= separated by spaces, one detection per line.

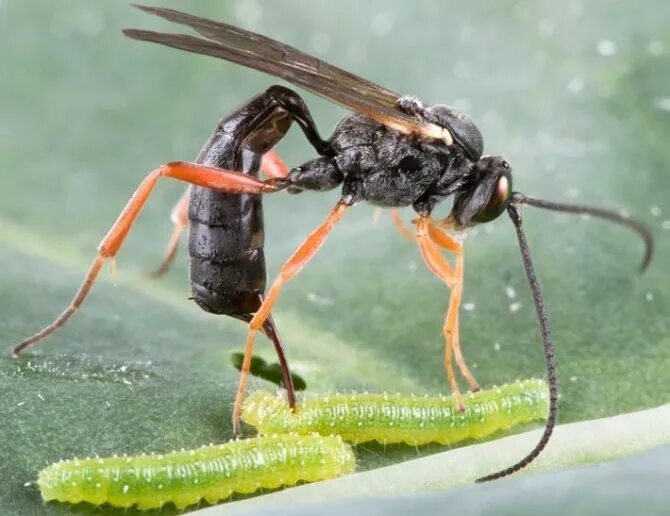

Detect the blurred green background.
xmin=0 ymin=1 xmax=668 ymax=514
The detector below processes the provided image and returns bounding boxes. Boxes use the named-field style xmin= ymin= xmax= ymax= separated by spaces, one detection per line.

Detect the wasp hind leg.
xmin=10 ymin=162 xmax=281 ymax=357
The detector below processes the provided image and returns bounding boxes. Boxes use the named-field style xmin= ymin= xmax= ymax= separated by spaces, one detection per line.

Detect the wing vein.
xmin=126 ymin=5 xmax=428 ymax=136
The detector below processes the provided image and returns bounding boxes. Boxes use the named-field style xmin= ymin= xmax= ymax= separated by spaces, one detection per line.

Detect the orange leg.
xmin=11 ymin=161 xmax=279 ymax=358
xmin=147 ymin=149 xmax=289 ymax=280
xmin=231 ymin=200 xmax=350 ymax=434
xmin=10 ymin=257 xmax=106 ymax=358
xmin=434 ymin=214 xmax=457 ymax=230
xmin=415 ymin=217 xmax=460 ymax=408
xmin=426 ymin=221 xmax=480 ymax=392
xmin=390 ymin=208 xmax=416 ymax=242
xmin=426 ymin=220 xmax=461 ymax=253
xmin=146 ymin=187 xmax=190 ymax=279
xmin=371 ymin=208 xmax=414 ymax=241
xmin=415 ymin=217 xmax=456 ymax=287
xmin=415 ymin=217 xmax=480 ymax=409
xmin=260 ymin=149 xmax=289 ymax=179
xmin=443 ymin=245 xmax=480 ymax=393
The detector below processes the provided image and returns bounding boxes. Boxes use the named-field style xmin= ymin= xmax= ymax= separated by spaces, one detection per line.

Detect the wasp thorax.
xmin=426 ymin=105 xmax=484 ymax=161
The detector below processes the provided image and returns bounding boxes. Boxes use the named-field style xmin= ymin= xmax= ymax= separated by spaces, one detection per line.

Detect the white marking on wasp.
xmin=421 ymin=123 xmax=454 ymax=146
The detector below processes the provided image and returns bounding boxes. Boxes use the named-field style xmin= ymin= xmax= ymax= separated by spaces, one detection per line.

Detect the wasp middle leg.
xmin=231 ymin=199 xmax=351 ymax=433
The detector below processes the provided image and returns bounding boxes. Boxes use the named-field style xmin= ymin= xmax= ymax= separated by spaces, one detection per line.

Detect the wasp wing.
xmin=124 ymin=5 xmax=428 ymax=136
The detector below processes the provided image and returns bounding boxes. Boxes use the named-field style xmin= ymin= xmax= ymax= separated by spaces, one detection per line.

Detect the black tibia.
xmin=189 ymin=86 xmax=327 ymax=317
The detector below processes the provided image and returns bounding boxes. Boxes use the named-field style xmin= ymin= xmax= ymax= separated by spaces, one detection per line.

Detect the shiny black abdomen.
xmin=188 ymin=106 xmax=270 ymax=318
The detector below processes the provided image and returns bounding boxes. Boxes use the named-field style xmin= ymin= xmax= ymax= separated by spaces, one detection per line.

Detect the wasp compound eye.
xmin=474 ymin=174 xmax=511 ymax=223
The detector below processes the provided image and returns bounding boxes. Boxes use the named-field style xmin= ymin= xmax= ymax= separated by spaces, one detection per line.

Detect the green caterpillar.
xmin=38 ymin=434 xmax=355 ymax=510
xmin=242 ymin=379 xmax=549 ymax=445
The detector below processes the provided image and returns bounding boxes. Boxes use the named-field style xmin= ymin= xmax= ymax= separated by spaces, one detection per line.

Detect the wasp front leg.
xmin=415 ymin=217 xmax=480 ymax=410
xmin=389 ymin=208 xmax=416 ymax=242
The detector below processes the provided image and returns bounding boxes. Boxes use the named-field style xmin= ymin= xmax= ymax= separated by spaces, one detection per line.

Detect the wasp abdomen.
xmin=188 ymin=122 xmax=267 ymax=318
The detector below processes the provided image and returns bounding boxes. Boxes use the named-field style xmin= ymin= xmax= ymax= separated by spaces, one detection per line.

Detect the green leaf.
xmin=205 ymin=405 xmax=670 ymax=515
xmin=0 ymin=1 xmax=668 ymax=515
xmin=218 ymin=439 xmax=670 ymax=516
xmin=229 ymin=352 xmax=307 ymax=391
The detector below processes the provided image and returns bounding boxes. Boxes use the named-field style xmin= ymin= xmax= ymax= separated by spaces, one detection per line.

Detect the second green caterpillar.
xmin=242 ymin=379 xmax=549 ymax=445
xmin=38 ymin=434 xmax=354 ymax=510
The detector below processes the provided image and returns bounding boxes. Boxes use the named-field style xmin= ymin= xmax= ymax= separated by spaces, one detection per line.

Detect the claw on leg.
xmin=11 ymin=256 xmax=106 ymax=358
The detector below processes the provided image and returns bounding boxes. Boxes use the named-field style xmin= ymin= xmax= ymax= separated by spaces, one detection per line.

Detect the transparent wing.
xmin=124 ymin=5 xmax=428 ymax=136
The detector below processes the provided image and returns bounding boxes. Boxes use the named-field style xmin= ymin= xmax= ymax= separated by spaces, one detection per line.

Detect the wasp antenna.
xmin=476 ymin=205 xmax=559 ymax=482
xmin=511 ymin=192 xmax=653 ymax=272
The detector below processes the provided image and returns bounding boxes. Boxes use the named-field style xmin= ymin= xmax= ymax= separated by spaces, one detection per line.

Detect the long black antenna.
xmin=511 ymin=192 xmax=653 ymax=272
xmin=476 ymin=204 xmax=559 ymax=482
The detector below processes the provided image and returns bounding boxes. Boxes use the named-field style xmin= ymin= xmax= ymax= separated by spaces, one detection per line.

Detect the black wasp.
xmin=11 ymin=5 xmax=653 ymax=482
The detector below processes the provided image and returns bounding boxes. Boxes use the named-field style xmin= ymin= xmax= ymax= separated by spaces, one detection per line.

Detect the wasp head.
xmin=450 ymin=156 xmax=512 ymax=228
